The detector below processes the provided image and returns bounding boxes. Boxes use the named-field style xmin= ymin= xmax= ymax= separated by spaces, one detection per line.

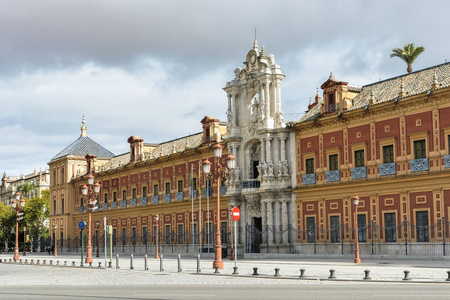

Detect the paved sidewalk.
xmin=1 ymin=253 xmax=450 ymax=285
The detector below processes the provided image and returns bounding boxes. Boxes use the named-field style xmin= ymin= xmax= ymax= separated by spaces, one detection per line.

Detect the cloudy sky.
xmin=1 ymin=0 xmax=449 ymax=176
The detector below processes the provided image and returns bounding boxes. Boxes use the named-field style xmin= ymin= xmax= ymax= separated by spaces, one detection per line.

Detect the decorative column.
xmin=265 ymin=82 xmax=270 ymax=119
xmin=261 ymin=201 xmax=267 ymax=243
xmin=280 ymin=136 xmax=287 ymax=162
xmin=274 ymin=201 xmax=281 ymax=244
xmin=260 ymin=137 xmax=266 ymax=163
xmin=266 ymin=200 xmax=273 ymax=245
xmin=281 ymin=200 xmax=288 ymax=243
xmin=266 ymin=134 xmax=272 ymax=163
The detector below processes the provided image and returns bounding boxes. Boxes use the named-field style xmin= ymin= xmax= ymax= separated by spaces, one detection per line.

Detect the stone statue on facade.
xmin=233 ymin=167 xmax=240 ymax=182
xmin=282 ymin=160 xmax=289 ymax=175
xmin=277 ymin=161 xmax=283 ymax=176
xmin=226 ymin=109 xmax=233 ymax=127
xmin=268 ymin=161 xmax=274 ymax=176
xmin=256 ymin=162 xmax=263 ymax=178
xmin=262 ymin=161 xmax=268 ymax=176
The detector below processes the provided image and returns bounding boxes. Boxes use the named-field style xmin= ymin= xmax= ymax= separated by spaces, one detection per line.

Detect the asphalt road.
xmin=1 ymin=283 xmax=450 ymax=300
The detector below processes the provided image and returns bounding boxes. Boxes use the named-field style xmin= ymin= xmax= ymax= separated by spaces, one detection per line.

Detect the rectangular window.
xmin=113 ymin=192 xmax=117 ymax=202
xmin=132 ymin=228 xmax=136 ymax=245
xmin=178 ymin=224 xmax=184 ymax=244
xmin=104 ymin=193 xmax=108 ymax=203
xmin=80 ymin=197 xmax=84 ymax=208
xmin=153 ymin=185 xmax=158 ymax=196
xmin=306 ymin=217 xmax=315 ymax=243
xmin=329 ymin=154 xmax=338 ymax=171
xmin=192 ymin=224 xmax=197 ymax=244
xmin=383 ymin=145 xmax=394 ymax=164
xmin=53 ymin=200 xmax=56 ymax=215
xmin=132 ymin=188 xmax=136 ymax=199
xmin=165 ymin=182 xmax=170 ymax=195
xmin=416 ymin=211 xmax=429 ymax=242
xmin=178 ymin=180 xmax=183 ymax=193
xmin=305 ymin=158 xmax=314 ymax=174
xmin=385 ymin=213 xmax=396 ymax=242
xmin=122 ymin=190 xmax=126 ymax=200
xmin=142 ymin=186 xmax=147 ymax=197
xmin=414 ymin=139 xmax=426 ymax=159
xmin=354 ymin=150 xmax=365 ymax=167
xmin=330 ymin=216 xmax=340 ymax=243
xmin=329 ymin=93 xmax=335 ymax=112
xmin=357 ymin=214 xmax=367 ymax=242
xmin=122 ymin=228 xmax=126 ymax=245
xmin=60 ymin=232 xmax=64 ymax=247
xmin=113 ymin=229 xmax=117 ymax=246
xmin=153 ymin=226 xmax=158 ymax=244
xmin=165 ymin=225 xmax=171 ymax=244
xmin=221 ymin=222 xmax=228 ymax=244
xmin=61 ymin=199 xmax=64 ymax=214
xmin=142 ymin=226 xmax=147 ymax=245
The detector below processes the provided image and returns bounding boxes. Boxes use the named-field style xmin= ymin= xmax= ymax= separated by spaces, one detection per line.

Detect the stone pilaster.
xmin=281 ymin=200 xmax=288 ymax=243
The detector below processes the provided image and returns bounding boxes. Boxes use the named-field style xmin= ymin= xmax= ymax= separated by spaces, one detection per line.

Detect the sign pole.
xmin=81 ymin=228 xmax=84 ymax=264
xmin=104 ymin=217 xmax=107 ymax=268
xmin=234 ymin=220 xmax=237 ymax=268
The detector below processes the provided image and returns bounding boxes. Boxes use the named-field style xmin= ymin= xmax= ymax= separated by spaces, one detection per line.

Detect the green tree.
xmin=0 ymin=202 xmax=15 ymax=251
xmin=17 ymin=182 xmax=37 ymax=199
xmin=390 ymin=43 xmax=425 ymax=73
xmin=23 ymin=190 xmax=50 ymax=252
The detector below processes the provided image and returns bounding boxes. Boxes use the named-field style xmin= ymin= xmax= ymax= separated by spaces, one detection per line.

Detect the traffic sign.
xmin=231 ymin=207 xmax=240 ymax=221
xmin=79 ymin=221 xmax=86 ymax=229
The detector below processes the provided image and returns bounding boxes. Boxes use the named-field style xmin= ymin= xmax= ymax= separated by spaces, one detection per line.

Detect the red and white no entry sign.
xmin=231 ymin=206 xmax=240 ymax=221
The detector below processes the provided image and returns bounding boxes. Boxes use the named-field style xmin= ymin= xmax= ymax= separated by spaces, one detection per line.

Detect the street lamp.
xmin=96 ymin=221 xmax=100 ymax=257
xmin=353 ymin=196 xmax=361 ymax=264
xmin=53 ymin=225 xmax=58 ymax=257
xmin=12 ymin=191 xmax=26 ymax=261
xmin=81 ymin=171 xmax=101 ymax=264
xmin=155 ymin=214 xmax=160 ymax=259
xmin=202 ymin=143 xmax=236 ymax=269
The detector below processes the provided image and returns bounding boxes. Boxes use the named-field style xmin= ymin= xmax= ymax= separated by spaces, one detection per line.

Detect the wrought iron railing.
xmin=130 ymin=199 xmax=137 ymax=206
xmin=326 ymin=170 xmax=340 ymax=183
xmin=175 ymin=192 xmax=184 ymax=201
xmin=302 ymin=174 xmax=316 ymax=185
xmin=163 ymin=194 xmax=171 ymax=202
xmin=444 ymin=155 xmax=450 ymax=169
xmin=120 ymin=200 xmax=127 ymax=208
xmin=410 ymin=158 xmax=429 ymax=172
xmin=140 ymin=197 xmax=148 ymax=205
xmin=102 ymin=203 xmax=108 ymax=211
xmin=151 ymin=196 xmax=159 ymax=204
xmin=351 ymin=166 xmax=367 ymax=179
xmin=379 ymin=162 xmax=397 ymax=176
xmin=242 ymin=179 xmax=260 ymax=189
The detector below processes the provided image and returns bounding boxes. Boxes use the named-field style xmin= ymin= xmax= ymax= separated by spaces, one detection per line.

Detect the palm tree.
xmin=17 ymin=182 xmax=37 ymax=199
xmin=390 ymin=43 xmax=425 ymax=74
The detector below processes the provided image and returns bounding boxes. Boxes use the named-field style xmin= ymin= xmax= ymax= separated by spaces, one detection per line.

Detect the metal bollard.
xmin=364 ymin=270 xmax=371 ymax=280
xmin=177 ymin=254 xmax=182 ymax=272
xmin=9 ymin=259 xmax=12 ymax=263
xmin=252 ymin=267 xmax=259 ymax=276
xmin=214 ymin=266 xmax=220 ymax=274
xmin=160 ymin=254 xmax=164 ymax=272
xmin=31 ymin=259 xmax=34 ymax=265
xmin=49 ymin=260 xmax=53 ymax=266
xmin=233 ymin=266 xmax=239 ymax=275
xmin=80 ymin=261 xmax=84 ymax=267
xmin=98 ymin=262 xmax=102 ymax=268
xmin=64 ymin=261 xmax=67 ymax=266
xmin=299 ymin=268 xmax=306 ymax=278
xmin=108 ymin=261 xmax=112 ymax=268
xmin=20 ymin=259 xmax=23 ymax=264
xmin=89 ymin=262 xmax=92 ymax=267
xmin=144 ymin=254 xmax=148 ymax=271
xmin=274 ymin=268 xmax=280 ymax=277
xmin=328 ymin=269 xmax=336 ymax=279
xmin=25 ymin=259 xmax=28 ymax=264
xmin=446 ymin=271 xmax=450 ymax=282
xmin=36 ymin=259 xmax=39 ymax=265
xmin=130 ymin=254 xmax=134 ymax=270
xmin=56 ymin=261 xmax=60 ymax=266
xmin=197 ymin=254 xmax=201 ymax=273
xmin=116 ymin=254 xmax=120 ymax=269
xmin=43 ymin=260 xmax=46 ymax=265
xmin=403 ymin=270 xmax=411 ymax=281
xmin=72 ymin=261 xmax=76 ymax=267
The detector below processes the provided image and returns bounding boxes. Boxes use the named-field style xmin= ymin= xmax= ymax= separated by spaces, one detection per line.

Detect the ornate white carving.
xmin=267 ymin=161 xmax=274 ymax=176
xmin=247 ymin=198 xmax=261 ymax=218
xmin=281 ymin=160 xmax=289 ymax=175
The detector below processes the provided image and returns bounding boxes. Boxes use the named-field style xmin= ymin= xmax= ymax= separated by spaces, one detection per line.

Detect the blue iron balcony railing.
xmin=120 ymin=200 xmax=127 ymax=208
xmin=175 ymin=192 xmax=184 ymax=200
xmin=130 ymin=198 xmax=137 ymax=206
xmin=203 ymin=188 xmax=212 ymax=197
xmin=140 ymin=197 xmax=148 ymax=205
xmin=189 ymin=190 xmax=198 ymax=198
xmin=111 ymin=202 xmax=117 ymax=209
xmin=351 ymin=167 xmax=367 ymax=180
xmin=242 ymin=180 xmax=260 ymax=189
xmin=302 ymin=174 xmax=316 ymax=185
xmin=410 ymin=158 xmax=429 ymax=173
xmin=379 ymin=162 xmax=396 ymax=176
xmin=326 ymin=170 xmax=340 ymax=183
xmin=220 ymin=186 xmax=227 ymax=195
xmin=102 ymin=203 xmax=108 ymax=211
xmin=444 ymin=155 xmax=450 ymax=169
xmin=151 ymin=195 xmax=159 ymax=204
xmin=78 ymin=206 xmax=83 ymax=213
xmin=163 ymin=194 xmax=171 ymax=202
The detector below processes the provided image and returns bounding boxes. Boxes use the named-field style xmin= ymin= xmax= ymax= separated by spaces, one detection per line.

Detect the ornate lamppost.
xmin=202 ymin=143 xmax=236 ymax=269
xmin=353 ymin=196 xmax=361 ymax=264
xmin=53 ymin=225 xmax=58 ymax=257
xmin=12 ymin=191 xmax=26 ymax=261
xmin=81 ymin=171 xmax=101 ymax=264
xmin=155 ymin=214 xmax=160 ymax=259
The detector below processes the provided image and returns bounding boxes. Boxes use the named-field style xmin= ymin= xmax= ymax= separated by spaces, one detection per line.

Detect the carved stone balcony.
xmin=140 ymin=197 xmax=148 ymax=205
xmin=379 ymin=162 xmax=397 ymax=176
xmin=120 ymin=200 xmax=127 ymax=208
xmin=175 ymin=192 xmax=184 ymax=201
xmin=163 ymin=194 xmax=171 ymax=202
xmin=111 ymin=202 xmax=117 ymax=209
xmin=410 ymin=158 xmax=429 ymax=172
xmin=220 ymin=186 xmax=227 ymax=195
xmin=130 ymin=198 xmax=137 ymax=206
xmin=351 ymin=167 xmax=367 ymax=180
xmin=102 ymin=203 xmax=108 ymax=211
xmin=445 ymin=155 xmax=450 ymax=169
xmin=326 ymin=170 xmax=340 ymax=183
xmin=242 ymin=179 xmax=261 ymax=189
xmin=78 ymin=206 xmax=83 ymax=213
xmin=302 ymin=174 xmax=316 ymax=185
xmin=151 ymin=195 xmax=159 ymax=204
xmin=203 ymin=188 xmax=212 ymax=197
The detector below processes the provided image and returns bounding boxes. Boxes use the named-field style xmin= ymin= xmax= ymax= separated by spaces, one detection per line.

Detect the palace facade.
xmin=1 ymin=168 xmax=50 ymax=205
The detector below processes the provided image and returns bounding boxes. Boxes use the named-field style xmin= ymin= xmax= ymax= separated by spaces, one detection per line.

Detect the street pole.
xmin=54 ymin=225 xmax=58 ymax=257
xmin=234 ymin=219 xmax=237 ymax=268
xmin=104 ymin=217 xmax=107 ymax=268
xmin=81 ymin=228 xmax=84 ymax=265
xmin=23 ymin=226 xmax=26 ymax=256
xmin=354 ymin=196 xmax=361 ymax=264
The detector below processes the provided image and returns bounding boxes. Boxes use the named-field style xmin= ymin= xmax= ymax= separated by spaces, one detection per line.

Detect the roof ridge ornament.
xmin=81 ymin=114 xmax=87 ymax=137
xmin=252 ymin=28 xmax=259 ymax=51
xmin=432 ymin=68 xmax=439 ymax=89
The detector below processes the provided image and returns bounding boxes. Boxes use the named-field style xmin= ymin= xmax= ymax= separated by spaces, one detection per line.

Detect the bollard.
xmin=80 ymin=261 xmax=84 ymax=267
xmin=274 ymin=268 xmax=280 ymax=277
xmin=25 ymin=259 xmax=28 ymax=264
xmin=446 ymin=271 xmax=450 ymax=282
xmin=31 ymin=259 xmax=34 ymax=265
xmin=43 ymin=260 xmax=46 ymax=265
xmin=214 ymin=266 xmax=220 ymax=274
xmin=64 ymin=261 xmax=67 ymax=266
xmin=72 ymin=261 xmax=76 ymax=267
xmin=108 ymin=261 xmax=112 ymax=268
xmin=232 ymin=266 xmax=239 ymax=275
xmin=160 ymin=254 xmax=164 ymax=272
xmin=89 ymin=262 xmax=92 ymax=267
xmin=364 ymin=270 xmax=372 ymax=280
xmin=98 ymin=262 xmax=102 ymax=268
xmin=20 ymin=259 xmax=23 ymax=264
xmin=177 ymin=254 xmax=182 ymax=272
xmin=328 ymin=269 xmax=336 ymax=279
xmin=56 ymin=261 xmax=60 ymax=266
xmin=252 ymin=267 xmax=259 ymax=276
xmin=36 ymin=259 xmax=40 ymax=265
xmin=144 ymin=254 xmax=148 ymax=271
xmin=196 ymin=254 xmax=201 ymax=273
xmin=130 ymin=254 xmax=134 ymax=270
xmin=116 ymin=254 xmax=120 ymax=269
xmin=403 ymin=270 xmax=411 ymax=281
xmin=299 ymin=268 xmax=306 ymax=278
xmin=49 ymin=260 xmax=53 ymax=266
xmin=9 ymin=259 xmax=12 ymax=263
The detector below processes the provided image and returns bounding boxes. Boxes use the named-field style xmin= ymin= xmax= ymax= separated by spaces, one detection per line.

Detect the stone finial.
xmin=329 ymin=72 xmax=335 ymax=80
xmin=432 ymin=68 xmax=439 ymax=89
xmin=253 ymin=28 xmax=259 ymax=51
xmin=309 ymin=97 xmax=312 ymax=105
xmin=172 ymin=143 xmax=176 ymax=154
xmin=315 ymin=88 xmax=321 ymax=102
xmin=80 ymin=114 xmax=87 ymax=137
xmin=261 ymin=46 xmax=266 ymax=58
xmin=369 ymin=89 xmax=374 ymax=105
xmin=400 ymin=78 xmax=405 ymax=97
